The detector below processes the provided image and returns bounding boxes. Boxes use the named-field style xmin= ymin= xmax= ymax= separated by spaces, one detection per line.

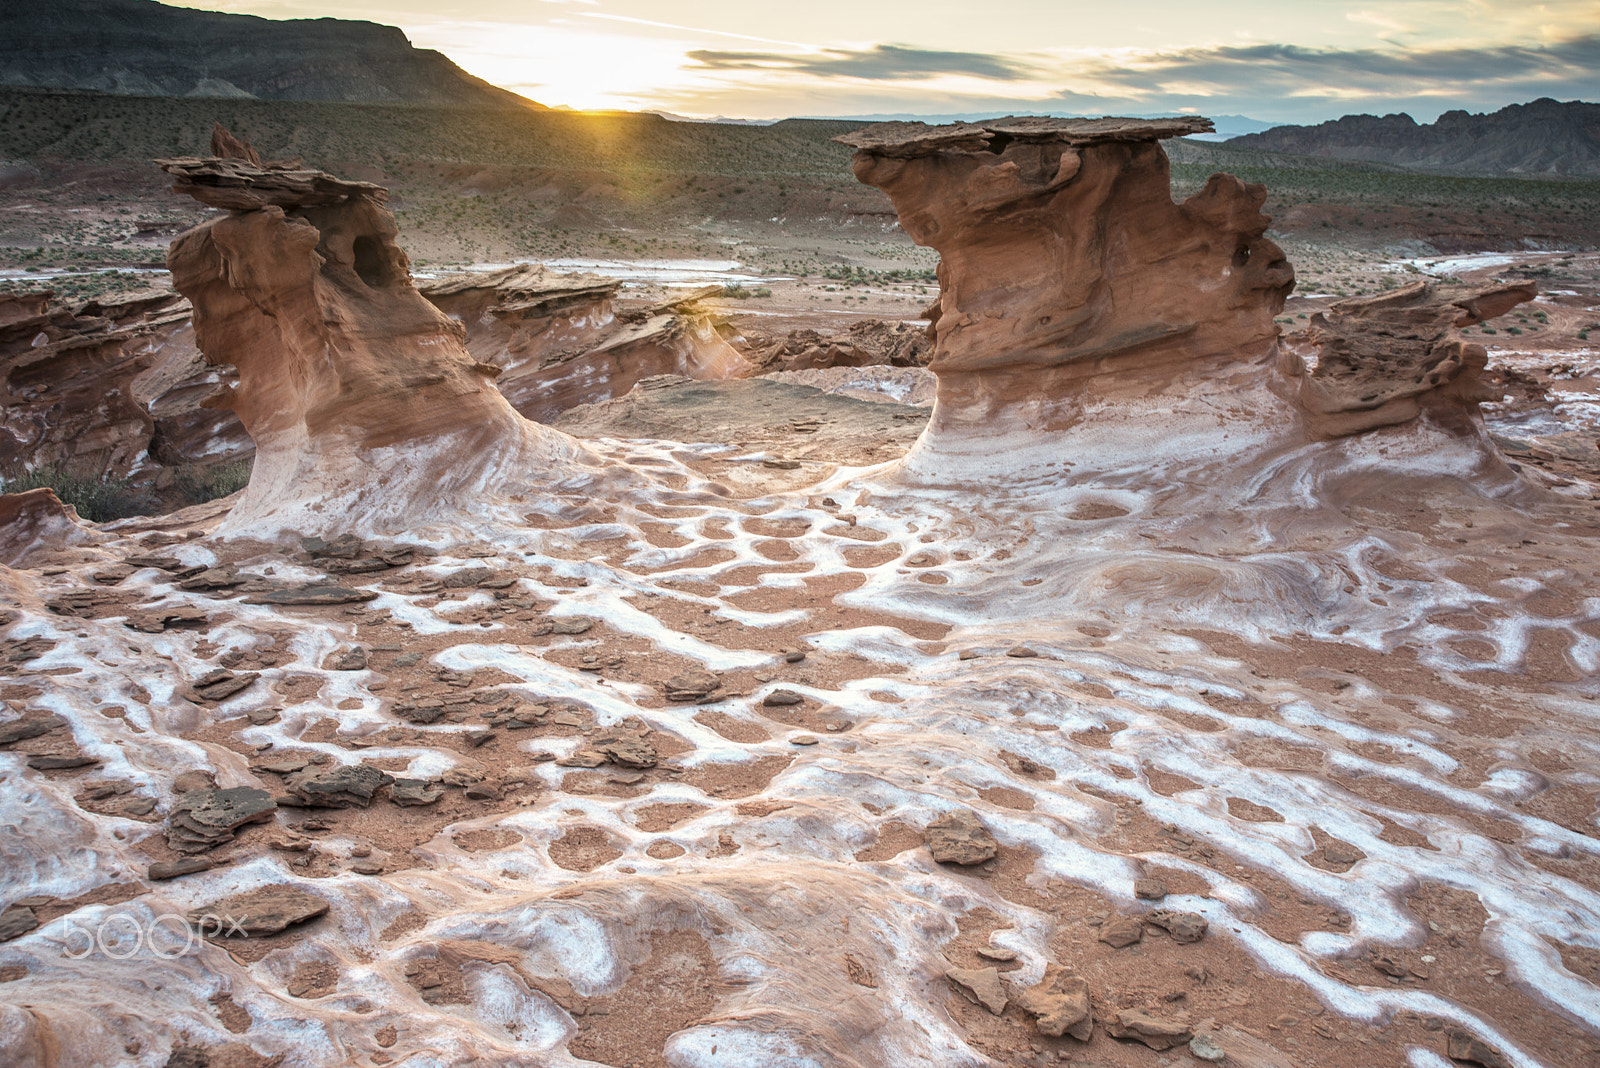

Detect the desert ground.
xmin=0 ymin=96 xmax=1599 ymax=1068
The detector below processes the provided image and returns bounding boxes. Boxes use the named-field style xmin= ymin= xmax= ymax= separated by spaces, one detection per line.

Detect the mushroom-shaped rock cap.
xmin=156 ymin=156 xmax=388 ymax=212
xmin=834 ymin=115 xmax=1214 ymax=156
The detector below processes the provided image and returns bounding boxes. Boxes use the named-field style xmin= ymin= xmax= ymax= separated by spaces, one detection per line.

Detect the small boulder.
xmin=167 ymin=787 xmax=277 ymax=853
xmin=663 ymin=669 xmax=720 ymax=702
xmin=326 ymin=646 xmax=369 ymax=671
xmin=925 ymin=808 xmax=998 ymax=865
xmin=0 ymin=906 xmax=39 ymax=943
xmin=1147 ymin=908 xmax=1208 ymax=944
xmin=590 ymin=729 xmax=658 ymax=769
xmin=1015 ymin=974 xmax=1093 ymax=1040
xmin=1134 ymin=877 xmax=1168 ymax=900
xmin=1099 ymin=915 xmax=1144 ymax=948
xmin=1189 ymin=1032 xmax=1227 ymax=1062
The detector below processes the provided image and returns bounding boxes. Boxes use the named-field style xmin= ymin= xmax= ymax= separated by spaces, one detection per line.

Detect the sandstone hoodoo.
xmin=157 ymin=136 xmax=600 ymax=537
xmin=834 ymin=117 xmax=1537 ymax=486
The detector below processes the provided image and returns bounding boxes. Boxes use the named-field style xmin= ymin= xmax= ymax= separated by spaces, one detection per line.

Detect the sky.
xmin=182 ymin=1 xmax=1599 ymax=125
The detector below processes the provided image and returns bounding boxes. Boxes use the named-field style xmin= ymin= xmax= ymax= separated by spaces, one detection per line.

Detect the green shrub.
xmin=0 ymin=465 xmax=159 ymax=522
xmin=171 ymin=460 xmax=252 ymax=504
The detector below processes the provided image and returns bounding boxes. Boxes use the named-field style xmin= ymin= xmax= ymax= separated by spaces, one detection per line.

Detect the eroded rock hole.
xmin=351 ymin=235 xmax=390 ymax=287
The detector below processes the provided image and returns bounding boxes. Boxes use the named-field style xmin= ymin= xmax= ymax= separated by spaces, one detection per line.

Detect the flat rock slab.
xmin=442 ymin=567 xmax=493 ymax=588
xmin=188 ymin=885 xmax=329 ymax=938
xmin=1107 ymin=1010 xmax=1193 ymax=1050
xmin=946 ymin=966 xmax=1008 ymax=1015
xmin=26 ymin=754 xmax=99 ymax=770
xmin=925 ymin=808 xmax=998 ymax=865
xmin=149 ymin=857 xmax=216 ymax=880
xmin=245 ymin=585 xmax=378 ymax=606
xmin=167 ymin=786 xmax=277 ymax=853
xmin=190 ymin=669 xmax=258 ymax=703
xmin=287 ymin=765 xmax=394 ymax=808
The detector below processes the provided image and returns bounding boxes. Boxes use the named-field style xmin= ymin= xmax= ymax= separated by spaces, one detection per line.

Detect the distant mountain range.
xmin=0 ymin=0 xmax=537 ymax=108
xmin=1227 ymin=99 xmax=1599 ymax=176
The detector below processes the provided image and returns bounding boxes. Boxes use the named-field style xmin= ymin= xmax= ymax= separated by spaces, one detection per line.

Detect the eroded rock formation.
xmin=0 ymin=288 xmax=243 ymax=482
xmin=420 ymin=266 xmax=750 ymax=423
xmin=0 ymin=487 xmax=102 ymax=567
xmin=740 ymin=318 xmax=931 ymax=374
xmin=835 ymin=117 xmax=1535 ymax=484
xmin=158 ymin=152 xmax=597 ymax=537
xmin=1283 ymin=279 xmax=1539 ymax=437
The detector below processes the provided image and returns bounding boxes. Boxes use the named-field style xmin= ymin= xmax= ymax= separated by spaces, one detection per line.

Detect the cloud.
xmin=686 ymin=43 xmax=1040 ymax=82
xmin=652 ymin=33 xmax=1600 ymax=123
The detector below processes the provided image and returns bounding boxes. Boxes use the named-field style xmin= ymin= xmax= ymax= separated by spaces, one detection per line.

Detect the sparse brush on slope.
xmin=0 ymin=465 xmax=157 ymax=521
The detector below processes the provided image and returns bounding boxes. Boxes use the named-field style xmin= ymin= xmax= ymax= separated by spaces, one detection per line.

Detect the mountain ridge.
xmin=0 ymin=0 xmax=539 ymax=109
xmin=1227 ymin=98 xmax=1600 ymax=176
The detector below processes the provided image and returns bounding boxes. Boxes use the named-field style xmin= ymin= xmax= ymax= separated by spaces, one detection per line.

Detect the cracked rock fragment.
xmin=1014 ymin=974 xmax=1093 ymax=1040
xmin=590 ymin=729 xmax=658 ymax=769
xmin=945 ymin=966 xmax=1008 ymax=1015
xmin=1099 ymin=915 xmax=1145 ymax=948
xmin=325 ymin=646 xmax=369 ymax=671
xmin=925 ymin=808 xmax=998 ymax=865
xmin=167 ymin=787 xmax=277 ymax=853
xmin=285 ymin=764 xmax=394 ymax=808
xmin=1147 ymin=909 xmax=1208 ymax=944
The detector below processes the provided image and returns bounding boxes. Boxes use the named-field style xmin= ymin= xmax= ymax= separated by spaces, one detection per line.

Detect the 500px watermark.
xmin=60 ymin=913 xmax=251 ymax=960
